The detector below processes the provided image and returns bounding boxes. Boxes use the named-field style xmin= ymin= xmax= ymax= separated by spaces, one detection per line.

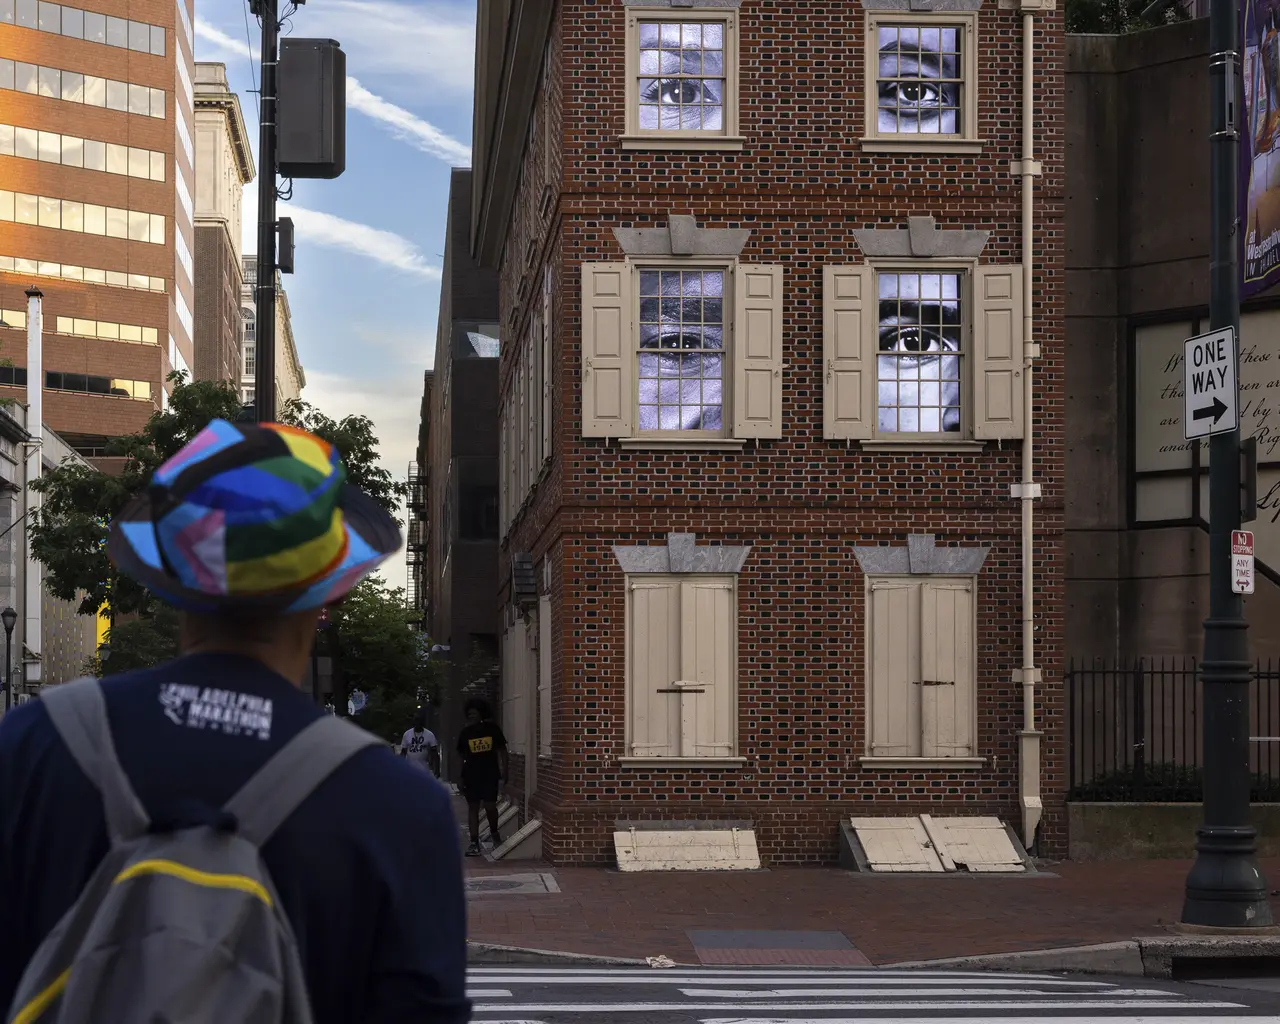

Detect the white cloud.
xmin=347 ymin=78 xmax=470 ymax=165
xmin=195 ymin=17 xmax=256 ymax=61
xmin=286 ymin=206 xmax=442 ymax=279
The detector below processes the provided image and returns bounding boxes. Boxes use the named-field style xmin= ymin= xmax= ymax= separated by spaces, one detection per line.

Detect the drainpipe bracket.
xmin=1012 ymin=668 xmax=1043 ymax=684
xmin=1009 ymin=159 xmax=1043 ymax=177
xmin=999 ymin=0 xmax=1055 ymax=10
xmin=1010 ymin=482 xmax=1041 ymax=500
xmin=1024 ymin=343 xmax=1041 ymax=360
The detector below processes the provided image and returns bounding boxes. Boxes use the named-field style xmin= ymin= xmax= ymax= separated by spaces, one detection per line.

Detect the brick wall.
xmin=491 ymin=0 xmax=1067 ymax=864
xmin=193 ymin=225 xmax=240 ymax=384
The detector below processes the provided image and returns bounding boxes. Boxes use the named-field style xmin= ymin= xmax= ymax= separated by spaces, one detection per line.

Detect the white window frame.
xmin=862 ymin=573 xmax=983 ymax=769
xmin=621 ymin=572 xmax=744 ymax=767
xmin=622 ymin=5 xmax=743 ymax=151
xmin=868 ymin=258 xmax=973 ymax=444
xmin=862 ymin=10 xmax=982 ymax=155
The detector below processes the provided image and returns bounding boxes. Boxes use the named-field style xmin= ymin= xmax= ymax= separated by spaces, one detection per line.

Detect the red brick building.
xmin=470 ymin=0 xmax=1066 ymax=865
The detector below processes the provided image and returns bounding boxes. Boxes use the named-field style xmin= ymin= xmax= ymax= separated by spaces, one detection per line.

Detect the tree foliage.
xmin=30 ymin=376 xmax=407 ymax=617
xmin=1064 ymin=0 xmax=1191 ymax=34
xmin=87 ymin=606 xmax=181 ymax=677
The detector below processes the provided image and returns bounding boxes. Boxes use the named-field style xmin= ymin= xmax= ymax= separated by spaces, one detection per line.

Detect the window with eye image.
xmin=637 ymin=20 xmax=725 ymax=132
xmin=876 ymin=23 xmax=964 ymax=136
xmin=637 ymin=269 xmax=726 ymax=432
xmin=877 ymin=271 xmax=963 ymax=434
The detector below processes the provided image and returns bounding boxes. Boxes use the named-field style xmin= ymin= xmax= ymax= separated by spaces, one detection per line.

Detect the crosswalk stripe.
xmin=467 ymin=971 xmax=1108 ymax=986
xmin=697 ymin=1019 xmax=1269 ymax=1024
xmin=674 ymin=987 xmax=1184 ymax=999
xmin=467 ymin=967 xmax=1076 ymax=980
xmin=466 ymin=989 xmax=512 ymax=998
xmin=471 ymin=999 xmax=1246 ymax=1013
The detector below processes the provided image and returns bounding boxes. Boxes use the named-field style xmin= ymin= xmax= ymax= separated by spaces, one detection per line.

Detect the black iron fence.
xmin=1066 ymin=658 xmax=1280 ymax=802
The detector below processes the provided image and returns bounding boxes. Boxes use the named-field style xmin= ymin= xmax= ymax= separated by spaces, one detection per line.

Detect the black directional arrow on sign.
xmin=1193 ymin=396 xmax=1229 ymax=424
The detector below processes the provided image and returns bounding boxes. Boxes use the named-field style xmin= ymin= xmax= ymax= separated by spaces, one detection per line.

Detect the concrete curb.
xmin=468 ymin=934 xmax=1280 ymax=974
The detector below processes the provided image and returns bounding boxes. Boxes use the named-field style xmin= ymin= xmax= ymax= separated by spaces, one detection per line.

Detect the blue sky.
xmin=194 ymin=0 xmax=476 ymax=591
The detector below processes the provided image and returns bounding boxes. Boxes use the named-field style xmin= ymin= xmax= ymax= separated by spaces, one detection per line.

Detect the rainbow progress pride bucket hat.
xmin=107 ymin=418 xmax=401 ymax=613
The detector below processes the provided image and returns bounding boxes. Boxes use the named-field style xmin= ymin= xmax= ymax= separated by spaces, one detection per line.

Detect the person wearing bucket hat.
xmin=0 ymin=420 xmax=470 ymax=1022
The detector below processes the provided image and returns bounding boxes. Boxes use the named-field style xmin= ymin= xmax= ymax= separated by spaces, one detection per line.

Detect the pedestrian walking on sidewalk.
xmin=0 ymin=420 xmax=469 ymax=1024
xmin=457 ymin=698 xmax=508 ymax=856
xmin=401 ymin=707 xmax=441 ymax=776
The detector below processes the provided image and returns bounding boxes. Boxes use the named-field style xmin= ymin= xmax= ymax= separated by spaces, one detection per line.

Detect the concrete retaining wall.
xmin=1068 ymin=802 xmax=1280 ymax=860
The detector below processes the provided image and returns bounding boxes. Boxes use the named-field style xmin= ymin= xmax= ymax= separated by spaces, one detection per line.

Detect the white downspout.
xmin=1014 ymin=6 xmax=1044 ymax=851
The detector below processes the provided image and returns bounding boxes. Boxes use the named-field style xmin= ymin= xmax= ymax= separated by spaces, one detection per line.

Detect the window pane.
xmin=105 ymin=15 xmax=126 ymax=47
xmin=875 ymin=22 xmax=964 ymax=136
xmin=37 ymin=260 xmax=58 ymax=276
xmin=83 ymin=266 xmax=104 ymax=282
xmin=105 ymin=206 xmax=127 ymax=238
xmin=0 ymin=125 xmax=12 ymax=156
xmin=149 ymin=214 xmax=165 ymax=244
xmin=83 ymin=10 xmax=103 ymax=43
xmin=38 ymin=195 xmax=59 ymax=228
xmin=82 ymin=139 xmax=104 ymax=171
xmin=14 ymin=62 xmax=36 ymax=95
xmin=105 ymin=270 xmax=125 ymax=287
xmin=149 ymin=151 xmax=165 ymax=181
xmin=15 ymin=0 xmax=35 ymax=29
xmin=61 ymin=199 xmax=82 ymax=230
xmin=150 ymin=25 xmax=165 ymax=56
xmin=105 ymin=79 xmax=127 ymax=111
xmin=38 ymin=65 xmax=58 ymax=97
xmin=83 ymin=203 xmax=105 ymax=234
xmin=84 ymin=75 xmax=105 ymax=106
xmin=105 ymin=142 xmax=127 ymax=174
xmin=134 ymin=380 xmax=150 ymax=400
xmin=0 ymin=59 xmax=13 ymax=91
xmin=142 ymin=326 xmax=158 ymax=344
xmin=127 ymin=147 xmax=147 ymax=178
xmin=128 ymin=20 xmax=148 ymax=52
xmin=119 ymin=322 xmax=142 ymax=342
xmin=38 ymin=130 xmax=59 ymax=162
xmin=61 ymin=134 xmax=82 ymax=166
xmin=877 ymin=270 xmax=963 ymax=433
xmin=95 ymin=322 xmax=117 ymax=340
xmin=62 ymin=264 xmax=82 ymax=280
xmin=149 ymin=88 xmax=165 ymax=117
xmin=14 ymin=127 xmax=36 ymax=159
xmin=129 ymin=83 xmax=148 ymax=115
xmin=0 ymin=0 xmax=13 ymax=25
xmin=636 ymin=268 xmax=725 ymax=431
xmin=37 ymin=1 xmax=57 ymax=32
xmin=72 ymin=318 xmax=92 ymax=336
xmin=60 ymin=5 xmax=80 ymax=37
xmin=128 ymin=210 xmax=148 ymax=241
xmin=636 ymin=20 xmax=727 ymax=133
xmin=61 ymin=70 xmax=83 ymax=102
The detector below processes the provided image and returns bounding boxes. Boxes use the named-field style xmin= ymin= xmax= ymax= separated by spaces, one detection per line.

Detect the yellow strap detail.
xmin=9 ymin=967 xmax=70 ymax=1024
xmin=114 ymin=858 xmax=273 ymax=907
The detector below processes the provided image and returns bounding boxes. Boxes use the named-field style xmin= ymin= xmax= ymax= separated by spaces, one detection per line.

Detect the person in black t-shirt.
xmin=456 ymin=698 xmax=508 ymax=857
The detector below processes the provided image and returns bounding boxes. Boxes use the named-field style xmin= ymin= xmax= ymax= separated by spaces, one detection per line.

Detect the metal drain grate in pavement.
xmin=465 ymin=872 xmax=560 ymax=896
xmin=688 ymin=928 xmax=871 ymax=966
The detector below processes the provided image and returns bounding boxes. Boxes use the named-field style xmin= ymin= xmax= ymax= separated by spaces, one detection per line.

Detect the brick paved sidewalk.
xmin=466 ymin=857 xmax=1280 ymax=965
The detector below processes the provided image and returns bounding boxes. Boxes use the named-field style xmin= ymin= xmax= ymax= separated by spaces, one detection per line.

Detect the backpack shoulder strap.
xmin=40 ymin=676 xmax=150 ymax=843
xmin=223 ymin=714 xmax=382 ymax=847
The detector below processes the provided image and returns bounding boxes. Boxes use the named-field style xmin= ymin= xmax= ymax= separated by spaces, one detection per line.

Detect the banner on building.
xmin=1243 ymin=0 xmax=1280 ymax=297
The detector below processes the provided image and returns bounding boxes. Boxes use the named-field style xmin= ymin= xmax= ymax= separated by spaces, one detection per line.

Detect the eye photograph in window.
xmin=877 ymin=24 xmax=962 ymax=135
xmin=637 ymin=21 xmax=724 ymax=131
xmin=638 ymin=269 xmax=724 ymax=431
xmin=878 ymin=271 xmax=962 ymax=434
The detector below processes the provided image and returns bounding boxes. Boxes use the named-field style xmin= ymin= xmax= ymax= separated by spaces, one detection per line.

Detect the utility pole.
xmin=1181 ymin=0 xmax=1274 ymax=927
xmin=252 ymin=0 xmax=279 ymax=423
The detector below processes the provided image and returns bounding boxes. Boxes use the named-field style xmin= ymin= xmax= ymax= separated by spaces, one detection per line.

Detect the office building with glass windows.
xmin=0 ymin=0 xmax=196 ymax=454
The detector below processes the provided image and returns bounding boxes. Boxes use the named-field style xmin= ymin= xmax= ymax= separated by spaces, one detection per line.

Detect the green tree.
xmin=280 ymin=399 xmax=408 ymax=523
xmin=86 ymin=606 xmax=181 ymax=676
xmin=1064 ymin=0 xmax=1190 ymax=33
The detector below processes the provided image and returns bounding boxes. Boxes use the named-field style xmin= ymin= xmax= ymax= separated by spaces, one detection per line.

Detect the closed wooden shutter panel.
xmin=581 ymin=262 xmax=634 ymax=437
xmin=628 ymin=581 xmax=681 ymax=756
xmin=869 ymin=581 xmax=920 ymax=756
xmin=973 ymin=265 xmax=1025 ymax=440
xmin=920 ymin=580 xmax=976 ymax=757
xmin=538 ymin=594 xmax=552 ymax=756
xmin=732 ymin=264 xmax=785 ymax=439
xmin=823 ymin=265 xmax=876 ymax=440
xmin=542 ymin=267 xmax=553 ymax=465
xmin=681 ymin=580 xmax=736 ymax=757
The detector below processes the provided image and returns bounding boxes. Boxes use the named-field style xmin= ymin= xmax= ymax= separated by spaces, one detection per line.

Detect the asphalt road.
xmin=464 ymin=966 xmax=1280 ymax=1023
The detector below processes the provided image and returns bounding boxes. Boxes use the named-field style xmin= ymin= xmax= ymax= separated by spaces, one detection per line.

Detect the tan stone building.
xmin=193 ymin=61 xmax=253 ymax=387
xmin=0 ymin=0 xmax=198 ymax=449
xmin=240 ymin=254 xmax=303 ymax=413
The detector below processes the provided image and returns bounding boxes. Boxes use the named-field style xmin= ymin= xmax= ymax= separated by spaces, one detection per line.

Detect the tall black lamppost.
xmin=2 ymin=606 xmax=17 ymax=712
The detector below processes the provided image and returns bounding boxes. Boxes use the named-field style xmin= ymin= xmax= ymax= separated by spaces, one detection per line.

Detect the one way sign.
xmin=1183 ymin=326 xmax=1240 ymax=440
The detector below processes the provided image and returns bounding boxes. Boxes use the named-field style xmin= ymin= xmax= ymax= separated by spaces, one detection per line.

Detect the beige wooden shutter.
xmin=973 ymin=265 xmax=1024 ymax=440
xmin=581 ymin=262 xmax=634 ymax=437
xmin=542 ymin=267 xmax=553 ymax=466
xmin=822 ymin=265 xmax=876 ymax=440
xmin=680 ymin=579 xmax=736 ymax=757
xmin=538 ymin=593 xmax=552 ymax=756
xmin=627 ymin=580 xmax=680 ymax=756
xmin=526 ymin=332 xmax=538 ymax=488
xmin=920 ymin=580 xmax=976 ymax=758
xmin=869 ymin=580 xmax=921 ymax=756
xmin=732 ymin=264 xmax=784 ymax=439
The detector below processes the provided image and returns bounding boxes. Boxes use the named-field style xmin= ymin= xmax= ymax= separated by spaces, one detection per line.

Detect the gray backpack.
xmin=6 ymin=677 xmax=381 ymax=1024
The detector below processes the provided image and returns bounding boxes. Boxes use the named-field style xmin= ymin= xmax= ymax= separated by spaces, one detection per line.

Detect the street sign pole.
xmin=1181 ymin=0 xmax=1273 ymax=927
